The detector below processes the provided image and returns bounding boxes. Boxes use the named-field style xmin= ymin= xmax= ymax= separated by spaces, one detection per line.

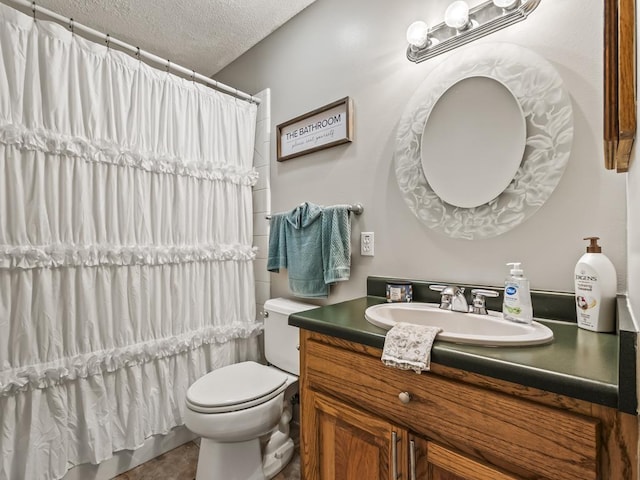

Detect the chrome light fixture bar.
xmin=406 ymin=0 xmax=541 ymax=63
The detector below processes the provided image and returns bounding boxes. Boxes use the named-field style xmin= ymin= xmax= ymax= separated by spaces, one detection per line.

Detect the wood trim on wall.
xmin=604 ymin=0 xmax=636 ymax=173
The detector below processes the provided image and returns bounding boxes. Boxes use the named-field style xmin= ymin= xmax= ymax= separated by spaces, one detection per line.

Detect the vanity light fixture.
xmin=406 ymin=20 xmax=431 ymax=49
xmin=493 ymin=0 xmax=520 ymax=9
xmin=406 ymin=0 xmax=541 ymax=63
xmin=444 ymin=1 xmax=472 ymax=31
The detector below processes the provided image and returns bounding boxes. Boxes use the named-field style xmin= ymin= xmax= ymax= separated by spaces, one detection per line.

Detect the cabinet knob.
xmin=398 ymin=391 xmax=411 ymax=404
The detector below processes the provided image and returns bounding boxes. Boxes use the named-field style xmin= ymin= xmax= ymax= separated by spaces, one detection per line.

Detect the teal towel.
xmin=267 ymin=203 xmax=351 ymax=298
xmin=322 ymin=205 xmax=351 ymax=284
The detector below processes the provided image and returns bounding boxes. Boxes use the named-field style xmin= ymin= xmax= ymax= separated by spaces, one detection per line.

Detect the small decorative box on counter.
xmin=386 ymin=281 xmax=412 ymax=303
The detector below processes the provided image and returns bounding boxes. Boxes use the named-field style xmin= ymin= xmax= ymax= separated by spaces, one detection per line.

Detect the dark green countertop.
xmin=290 ymin=295 xmax=625 ymax=411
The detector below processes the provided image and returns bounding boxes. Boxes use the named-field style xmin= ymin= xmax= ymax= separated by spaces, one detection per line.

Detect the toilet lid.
xmin=186 ymin=361 xmax=288 ymax=410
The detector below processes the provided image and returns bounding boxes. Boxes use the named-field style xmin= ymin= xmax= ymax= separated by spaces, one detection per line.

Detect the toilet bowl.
xmin=184 ymin=298 xmax=316 ymax=480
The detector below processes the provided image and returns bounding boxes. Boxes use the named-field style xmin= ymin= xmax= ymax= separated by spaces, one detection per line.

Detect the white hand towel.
xmin=381 ymin=322 xmax=442 ymax=374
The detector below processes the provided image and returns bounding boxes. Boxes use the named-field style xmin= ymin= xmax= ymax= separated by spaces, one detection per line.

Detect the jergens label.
xmin=575 ymin=265 xmax=600 ymax=328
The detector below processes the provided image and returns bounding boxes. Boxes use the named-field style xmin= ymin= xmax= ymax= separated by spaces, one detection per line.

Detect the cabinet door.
xmin=410 ymin=436 xmax=522 ymax=480
xmin=302 ymin=390 xmax=408 ymax=480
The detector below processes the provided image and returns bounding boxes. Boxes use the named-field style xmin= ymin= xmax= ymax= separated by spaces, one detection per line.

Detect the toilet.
xmin=184 ymin=298 xmax=316 ymax=480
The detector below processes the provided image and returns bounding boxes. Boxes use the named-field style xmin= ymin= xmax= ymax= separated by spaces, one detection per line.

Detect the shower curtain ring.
xmin=31 ymin=1 xmax=36 ymax=20
xmin=191 ymin=70 xmax=196 ymax=82
xmin=69 ymin=18 xmax=74 ymax=34
xmin=135 ymin=47 xmax=141 ymax=60
xmin=105 ymin=34 xmax=110 ymax=49
xmin=166 ymin=59 xmax=170 ymax=72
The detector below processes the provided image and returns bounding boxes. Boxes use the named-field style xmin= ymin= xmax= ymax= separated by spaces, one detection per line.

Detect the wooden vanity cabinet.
xmin=299 ymin=330 xmax=638 ymax=480
xmin=411 ymin=436 xmax=521 ymax=480
xmin=305 ymin=389 xmax=408 ymax=479
xmin=306 ymin=390 xmax=514 ymax=480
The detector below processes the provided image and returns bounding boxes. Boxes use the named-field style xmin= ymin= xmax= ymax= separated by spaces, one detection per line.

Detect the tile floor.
xmin=113 ymin=425 xmax=300 ymax=480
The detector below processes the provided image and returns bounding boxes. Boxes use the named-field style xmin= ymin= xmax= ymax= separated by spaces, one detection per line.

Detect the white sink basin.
xmin=365 ymin=302 xmax=554 ymax=347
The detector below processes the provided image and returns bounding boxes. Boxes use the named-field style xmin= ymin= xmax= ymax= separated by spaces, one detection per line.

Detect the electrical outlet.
xmin=361 ymin=232 xmax=374 ymax=256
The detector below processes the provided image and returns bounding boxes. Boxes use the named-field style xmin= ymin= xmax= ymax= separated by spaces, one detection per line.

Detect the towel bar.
xmin=265 ymin=203 xmax=363 ymax=220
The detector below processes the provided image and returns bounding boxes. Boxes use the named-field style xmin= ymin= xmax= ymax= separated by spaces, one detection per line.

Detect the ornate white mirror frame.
xmin=394 ymin=42 xmax=574 ymax=240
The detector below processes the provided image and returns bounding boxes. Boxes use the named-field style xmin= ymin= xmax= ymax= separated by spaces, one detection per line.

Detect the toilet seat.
xmin=186 ymin=361 xmax=288 ymax=414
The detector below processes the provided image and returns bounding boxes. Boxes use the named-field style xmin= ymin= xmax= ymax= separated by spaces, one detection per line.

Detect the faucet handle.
xmin=429 ymin=284 xmax=447 ymax=292
xmin=429 ymin=284 xmax=465 ymax=295
xmin=470 ymin=289 xmax=499 ymax=315
xmin=430 ymin=285 xmax=451 ymax=309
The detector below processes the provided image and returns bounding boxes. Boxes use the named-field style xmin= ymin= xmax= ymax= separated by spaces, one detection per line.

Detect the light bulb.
xmin=493 ymin=0 xmax=519 ymax=9
xmin=444 ymin=1 xmax=471 ymax=30
xmin=406 ymin=21 xmax=430 ymax=48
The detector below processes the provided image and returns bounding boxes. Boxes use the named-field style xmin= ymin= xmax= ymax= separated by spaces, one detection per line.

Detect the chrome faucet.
xmin=430 ymin=285 xmax=500 ymax=315
xmin=430 ymin=285 xmax=469 ymax=313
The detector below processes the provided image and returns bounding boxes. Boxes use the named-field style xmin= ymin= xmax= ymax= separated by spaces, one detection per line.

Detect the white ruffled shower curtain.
xmin=0 ymin=4 xmax=261 ymax=479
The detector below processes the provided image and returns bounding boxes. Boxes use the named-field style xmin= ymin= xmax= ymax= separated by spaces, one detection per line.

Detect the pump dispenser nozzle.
xmin=584 ymin=236 xmax=602 ymax=253
xmin=506 ymin=262 xmax=523 ymax=276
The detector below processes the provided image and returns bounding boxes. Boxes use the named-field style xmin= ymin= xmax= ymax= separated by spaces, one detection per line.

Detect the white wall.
xmin=216 ymin=0 xmax=627 ymax=304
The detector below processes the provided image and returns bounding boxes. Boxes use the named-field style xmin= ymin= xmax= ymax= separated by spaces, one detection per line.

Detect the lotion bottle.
xmin=503 ymin=262 xmax=533 ymax=324
xmin=574 ymin=237 xmax=617 ymax=332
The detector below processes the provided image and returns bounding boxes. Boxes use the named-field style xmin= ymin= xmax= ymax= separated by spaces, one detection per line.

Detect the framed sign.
xmin=276 ymin=97 xmax=353 ymax=161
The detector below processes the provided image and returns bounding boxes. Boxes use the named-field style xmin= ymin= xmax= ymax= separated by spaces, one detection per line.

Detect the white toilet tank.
xmin=263 ymin=298 xmax=316 ymax=376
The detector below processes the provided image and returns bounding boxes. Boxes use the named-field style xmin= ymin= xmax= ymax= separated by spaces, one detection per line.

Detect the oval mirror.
xmin=420 ymin=76 xmax=526 ymax=209
xmin=394 ymin=42 xmax=574 ymax=240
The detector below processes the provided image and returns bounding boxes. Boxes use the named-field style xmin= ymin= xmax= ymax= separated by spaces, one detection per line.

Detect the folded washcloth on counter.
xmin=381 ymin=322 xmax=442 ymax=374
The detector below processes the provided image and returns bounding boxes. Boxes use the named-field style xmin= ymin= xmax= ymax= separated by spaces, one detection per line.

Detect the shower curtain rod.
xmin=3 ymin=0 xmax=261 ymax=105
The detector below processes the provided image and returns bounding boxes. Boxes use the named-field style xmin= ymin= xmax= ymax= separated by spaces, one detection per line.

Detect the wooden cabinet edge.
xmin=604 ymin=0 xmax=619 ymax=170
xmin=303 ymin=330 xmax=592 ymax=414
xmin=300 ymin=330 xmax=638 ymax=480
xmin=604 ymin=0 xmax=636 ymax=172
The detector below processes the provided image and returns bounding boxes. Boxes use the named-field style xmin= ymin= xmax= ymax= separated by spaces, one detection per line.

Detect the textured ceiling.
xmin=27 ymin=0 xmax=316 ymax=75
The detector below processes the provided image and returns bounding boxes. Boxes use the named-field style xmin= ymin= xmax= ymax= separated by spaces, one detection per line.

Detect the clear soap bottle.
xmin=503 ymin=262 xmax=533 ymax=324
